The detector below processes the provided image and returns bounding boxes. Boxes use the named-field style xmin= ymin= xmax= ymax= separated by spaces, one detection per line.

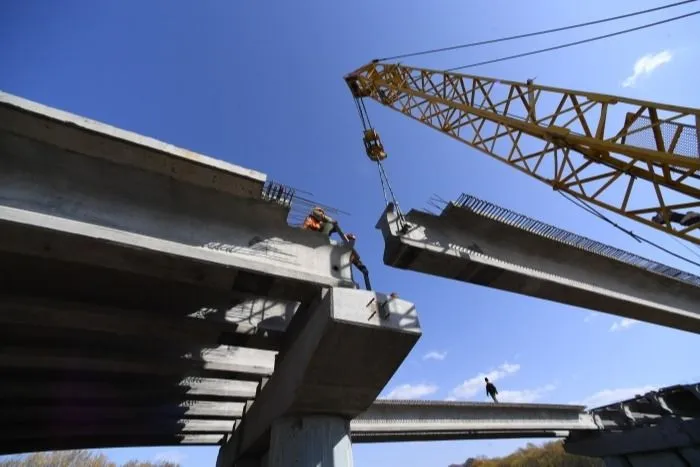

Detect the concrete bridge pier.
xmin=268 ymin=416 xmax=353 ymax=467
xmin=216 ymin=287 xmax=422 ymax=467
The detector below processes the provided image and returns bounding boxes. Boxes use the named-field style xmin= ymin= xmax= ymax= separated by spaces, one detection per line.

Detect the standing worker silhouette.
xmin=485 ymin=378 xmax=498 ymax=403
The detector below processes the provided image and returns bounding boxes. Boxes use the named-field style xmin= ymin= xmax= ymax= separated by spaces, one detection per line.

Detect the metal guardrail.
xmin=349 ymin=400 xmax=598 ymax=442
xmin=453 ymin=193 xmax=700 ymax=288
xmin=261 ymin=180 xmax=295 ymax=208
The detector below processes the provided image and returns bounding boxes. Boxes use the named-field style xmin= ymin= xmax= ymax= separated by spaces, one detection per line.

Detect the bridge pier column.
xmin=267 ymin=415 xmax=353 ymax=467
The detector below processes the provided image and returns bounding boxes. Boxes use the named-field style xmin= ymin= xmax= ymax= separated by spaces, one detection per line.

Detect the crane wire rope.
xmin=557 ymin=191 xmax=700 ymax=269
xmin=358 ymin=3 xmax=700 ymax=250
xmin=353 ymin=95 xmax=407 ymax=225
xmin=377 ymin=0 xmax=697 ymax=61
xmin=671 ymin=234 xmax=700 ymax=260
xmin=446 ymin=9 xmax=700 ymax=70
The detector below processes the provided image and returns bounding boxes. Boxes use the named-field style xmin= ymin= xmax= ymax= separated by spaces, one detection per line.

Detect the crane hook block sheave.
xmin=363 ymin=128 xmax=387 ymax=162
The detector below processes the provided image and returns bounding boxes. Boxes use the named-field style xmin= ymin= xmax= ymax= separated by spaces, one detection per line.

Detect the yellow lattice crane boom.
xmin=345 ymin=61 xmax=700 ymax=246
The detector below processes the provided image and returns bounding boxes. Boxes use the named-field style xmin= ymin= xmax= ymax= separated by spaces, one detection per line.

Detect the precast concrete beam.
xmin=0 ymin=90 xmax=265 ymax=199
xmin=353 ymin=430 xmax=571 ymax=443
xmin=0 ymin=295 xmax=280 ymax=351
xmin=0 ymin=90 xmax=356 ymax=303
xmin=0 ymin=376 xmax=258 ymax=403
xmin=1 ymin=251 xmax=302 ymax=341
xmin=350 ymin=399 xmax=598 ymax=443
xmin=0 ymin=435 xmax=224 ymax=456
xmin=377 ymin=199 xmax=700 ymax=334
xmin=222 ymin=287 xmax=421 ymax=464
xmin=1 ymin=419 xmax=236 ymax=440
xmin=0 ymin=401 xmax=244 ymax=422
xmin=0 ymin=344 xmax=275 ymax=382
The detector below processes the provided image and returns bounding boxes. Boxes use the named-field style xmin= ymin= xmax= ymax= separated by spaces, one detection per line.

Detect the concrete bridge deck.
xmin=0 ymin=90 xmax=422 ymax=465
xmin=377 ymin=195 xmax=700 ymax=334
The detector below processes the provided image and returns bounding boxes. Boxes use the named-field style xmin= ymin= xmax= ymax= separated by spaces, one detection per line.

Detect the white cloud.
xmin=384 ymin=383 xmax=439 ymax=399
xmin=576 ymin=385 xmax=657 ymax=409
xmin=448 ymin=362 xmax=520 ymax=400
xmin=622 ymin=50 xmax=672 ymax=88
xmin=153 ymin=450 xmax=186 ymax=464
xmin=423 ymin=351 xmax=447 ymax=361
xmin=610 ymin=318 xmax=637 ymax=332
xmin=583 ymin=311 xmax=597 ymax=323
xmin=498 ymin=384 xmax=557 ymax=403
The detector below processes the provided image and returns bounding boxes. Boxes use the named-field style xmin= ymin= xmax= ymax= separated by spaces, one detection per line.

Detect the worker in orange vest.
xmin=302 ymin=207 xmax=340 ymax=237
xmin=302 ymin=207 xmax=372 ymax=290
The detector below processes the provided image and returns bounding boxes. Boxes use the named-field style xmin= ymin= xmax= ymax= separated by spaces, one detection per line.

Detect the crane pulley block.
xmin=363 ymin=128 xmax=387 ymax=162
xmin=345 ymin=74 xmax=371 ymax=98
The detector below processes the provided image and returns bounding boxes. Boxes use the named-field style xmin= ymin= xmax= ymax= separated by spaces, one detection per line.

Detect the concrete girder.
xmin=3 ymin=419 xmax=237 ymax=439
xmin=0 ymin=435 xmax=225 ymax=456
xmin=0 ymin=251 xmax=303 ymax=345
xmin=0 ymin=344 xmax=275 ymax=382
xmin=0 ymin=90 xmax=266 ymax=199
xmin=0 ymin=295 xmax=281 ymax=351
xmin=0 ymin=205 xmax=349 ymax=303
xmin=0 ymin=89 xmax=357 ymax=306
xmin=350 ymin=399 xmax=598 ymax=442
xmin=0 ymin=377 xmax=258 ymax=403
xmin=377 ymin=202 xmax=700 ymax=334
xmin=0 ymin=401 xmax=245 ymax=422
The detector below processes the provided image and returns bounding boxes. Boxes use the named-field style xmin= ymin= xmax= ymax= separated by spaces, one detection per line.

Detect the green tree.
xmin=453 ymin=441 xmax=604 ymax=467
xmin=0 ymin=451 xmax=180 ymax=467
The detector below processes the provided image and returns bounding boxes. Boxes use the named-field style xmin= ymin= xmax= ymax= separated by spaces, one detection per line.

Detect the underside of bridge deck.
xmin=0 ymin=90 xmax=363 ymax=456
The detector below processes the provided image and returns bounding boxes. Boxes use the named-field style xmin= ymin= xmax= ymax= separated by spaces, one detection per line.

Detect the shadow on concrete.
xmin=0 ymin=250 xmax=294 ymax=454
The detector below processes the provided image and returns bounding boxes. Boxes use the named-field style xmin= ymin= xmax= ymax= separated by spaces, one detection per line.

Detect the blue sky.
xmin=1 ymin=1 xmax=699 ymax=466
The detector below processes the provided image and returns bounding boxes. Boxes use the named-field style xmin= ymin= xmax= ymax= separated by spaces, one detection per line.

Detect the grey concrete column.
xmin=267 ymin=416 xmax=353 ymax=467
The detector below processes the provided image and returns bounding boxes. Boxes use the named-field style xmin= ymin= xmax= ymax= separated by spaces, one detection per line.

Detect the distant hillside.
xmin=450 ymin=441 xmax=604 ymax=467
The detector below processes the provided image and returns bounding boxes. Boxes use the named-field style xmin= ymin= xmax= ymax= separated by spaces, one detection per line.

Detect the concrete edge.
xmin=0 ymin=90 xmax=267 ymax=185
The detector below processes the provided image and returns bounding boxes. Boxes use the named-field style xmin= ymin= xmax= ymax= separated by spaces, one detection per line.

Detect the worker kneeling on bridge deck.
xmin=302 ymin=207 xmax=372 ymax=290
xmin=303 ymin=207 xmax=341 ymax=237
xmin=485 ymin=378 xmax=499 ymax=403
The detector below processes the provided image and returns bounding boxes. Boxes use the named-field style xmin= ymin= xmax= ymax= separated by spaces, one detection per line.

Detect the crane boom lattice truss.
xmin=345 ymin=62 xmax=700 ymax=246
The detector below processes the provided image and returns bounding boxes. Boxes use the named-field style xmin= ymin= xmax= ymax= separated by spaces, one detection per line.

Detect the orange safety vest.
xmin=303 ymin=215 xmax=322 ymax=231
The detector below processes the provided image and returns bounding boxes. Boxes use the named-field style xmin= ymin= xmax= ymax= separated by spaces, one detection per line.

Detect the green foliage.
xmin=452 ymin=441 xmax=604 ymax=467
xmin=0 ymin=450 xmax=180 ymax=467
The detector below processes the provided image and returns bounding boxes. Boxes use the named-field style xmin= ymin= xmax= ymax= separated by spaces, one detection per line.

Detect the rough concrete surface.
xmin=378 ymin=204 xmax=700 ymax=334
xmin=0 ymin=90 xmax=266 ymax=198
xmin=221 ymin=287 xmax=421 ymax=463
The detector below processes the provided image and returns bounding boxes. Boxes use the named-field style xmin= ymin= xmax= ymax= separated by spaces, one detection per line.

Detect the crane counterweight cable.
xmin=447 ymin=9 xmax=700 ymax=70
xmin=377 ymin=0 xmax=697 ymax=62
